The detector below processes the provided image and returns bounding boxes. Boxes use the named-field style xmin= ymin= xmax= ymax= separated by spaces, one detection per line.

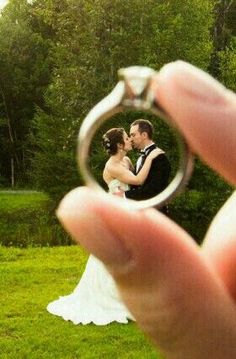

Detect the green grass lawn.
xmin=0 ymin=245 xmax=163 ymax=358
xmin=0 ymin=191 xmax=50 ymax=212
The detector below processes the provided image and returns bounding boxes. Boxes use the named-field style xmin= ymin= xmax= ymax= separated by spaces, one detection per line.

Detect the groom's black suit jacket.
xmin=125 ymin=144 xmax=171 ymax=201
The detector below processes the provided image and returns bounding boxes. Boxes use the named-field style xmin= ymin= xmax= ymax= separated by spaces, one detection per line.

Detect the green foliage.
xmin=170 ymin=159 xmax=233 ymax=244
xmin=219 ymin=36 xmax=236 ymax=91
xmin=170 ymin=184 xmax=233 ymax=244
xmin=0 ymin=191 xmax=71 ymax=247
xmin=209 ymin=0 xmax=235 ymax=77
xmin=30 ymin=0 xmax=216 ymax=200
xmin=169 ymin=156 xmax=233 ymax=243
xmin=0 ymin=0 xmax=53 ymax=186
xmin=0 ymin=246 xmax=162 ymax=358
xmin=30 ymin=109 xmax=80 ymax=200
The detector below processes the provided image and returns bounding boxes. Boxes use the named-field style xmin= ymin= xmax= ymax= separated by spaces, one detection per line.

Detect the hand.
xmin=147 ymin=148 xmax=164 ymax=160
xmin=113 ymin=188 xmax=125 ymax=197
xmin=57 ymin=61 xmax=236 ymax=359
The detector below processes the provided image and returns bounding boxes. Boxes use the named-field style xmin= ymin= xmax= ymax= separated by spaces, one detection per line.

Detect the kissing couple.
xmin=103 ymin=118 xmax=171 ymax=203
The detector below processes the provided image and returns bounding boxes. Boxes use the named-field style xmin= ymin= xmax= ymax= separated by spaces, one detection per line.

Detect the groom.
xmin=125 ymin=119 xmax=171 ymax=205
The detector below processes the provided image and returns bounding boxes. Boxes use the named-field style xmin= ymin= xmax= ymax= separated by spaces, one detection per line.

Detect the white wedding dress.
xmin=46 ymin=179 xmax=134 ymax=325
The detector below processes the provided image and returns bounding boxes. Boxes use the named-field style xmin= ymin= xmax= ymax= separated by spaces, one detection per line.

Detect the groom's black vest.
xmin=125 ymin=144 xmax=171 ymax=202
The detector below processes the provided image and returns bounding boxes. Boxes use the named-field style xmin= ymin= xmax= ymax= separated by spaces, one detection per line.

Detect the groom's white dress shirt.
xmin=136 ymin=143 xmax=155 ymax=172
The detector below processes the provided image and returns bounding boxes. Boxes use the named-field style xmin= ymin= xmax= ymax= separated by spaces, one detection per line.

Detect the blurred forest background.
xmin=0 ymin=0 xmax=235 ymax=243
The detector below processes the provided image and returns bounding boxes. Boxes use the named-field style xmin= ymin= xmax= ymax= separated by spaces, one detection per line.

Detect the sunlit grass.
xmin=0 ymin=191 xmax=49 ymax=211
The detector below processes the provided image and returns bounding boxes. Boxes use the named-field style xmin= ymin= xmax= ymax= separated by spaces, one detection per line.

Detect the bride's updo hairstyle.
xmin=102 ymin=128 xmax=125 ymax=155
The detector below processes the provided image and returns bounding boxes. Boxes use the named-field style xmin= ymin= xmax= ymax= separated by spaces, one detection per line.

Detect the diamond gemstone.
xmin=118 ymin=66 xmax=156 ymax=97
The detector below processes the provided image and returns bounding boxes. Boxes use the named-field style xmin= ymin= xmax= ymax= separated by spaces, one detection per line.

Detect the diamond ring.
xmin=77 ymin=66 xmax=194 ymax=210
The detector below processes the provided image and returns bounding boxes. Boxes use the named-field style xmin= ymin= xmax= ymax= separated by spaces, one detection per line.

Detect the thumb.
xmin=57 ymin=187 xmax=236 ymax=359
xmin=155 ymin=61 xmax=236 ymax=186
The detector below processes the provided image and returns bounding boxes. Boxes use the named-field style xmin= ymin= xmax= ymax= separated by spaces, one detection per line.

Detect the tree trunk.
xmin=0 ymin=80 xmax=20 ymax=186
xmin=11 ymin=157 xmax=15 ymax=188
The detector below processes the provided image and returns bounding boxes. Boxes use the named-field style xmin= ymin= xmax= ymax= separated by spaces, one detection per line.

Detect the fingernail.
xmin=159 ymin=61 xmax=227 ymax=105
xmin=56 ymin=189 xmax=132 ymax=267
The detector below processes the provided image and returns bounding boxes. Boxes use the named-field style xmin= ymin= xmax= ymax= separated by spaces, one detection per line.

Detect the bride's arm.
xmin=107 ymin=154 xmax=157 ymax=185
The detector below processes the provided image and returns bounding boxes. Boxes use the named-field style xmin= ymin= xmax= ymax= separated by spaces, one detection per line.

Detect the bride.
xmin=102 ymin=127 xmax=161 ymax=196
xmin=47 ymin=127 xmax=160 ymax=325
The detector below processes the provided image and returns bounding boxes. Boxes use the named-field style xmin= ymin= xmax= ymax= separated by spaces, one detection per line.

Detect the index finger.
xmin=155 ymin=61 xmax=236 ymax=186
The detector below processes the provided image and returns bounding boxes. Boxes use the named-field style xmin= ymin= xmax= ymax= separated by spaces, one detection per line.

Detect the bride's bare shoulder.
xmin=105 ymin=157 xmax=116 ymax=169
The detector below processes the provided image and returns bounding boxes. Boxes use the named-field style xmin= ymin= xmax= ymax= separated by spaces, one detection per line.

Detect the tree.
xmin=0 ymin=0 xmax=52 ymax=187
xmin=31 ymin=0 xmax=216 ymax=200
xmin=219 ymin=36 xmax=236 ymax=91
xmin=210 ymin=0 xmax=236 ymax=76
